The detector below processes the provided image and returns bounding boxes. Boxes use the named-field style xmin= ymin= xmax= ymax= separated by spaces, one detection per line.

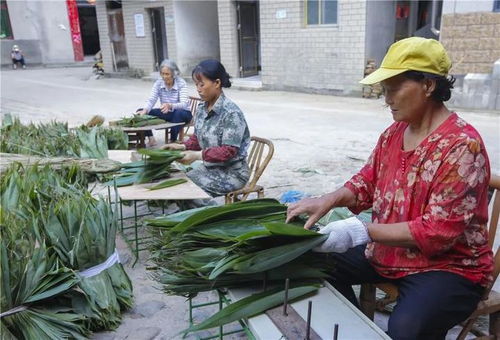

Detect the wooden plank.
xmin=265 ymin=304 xmax=321 ymax=340
xmin=0 ymin=153 xmax=121 ymax=173
xmin=107 ymin=150 xmax=134 ymax=163
xmin=227 ymin=282 xmax=390 ymax=340
xmin=117 ymin=172 xmax=210 ymax=201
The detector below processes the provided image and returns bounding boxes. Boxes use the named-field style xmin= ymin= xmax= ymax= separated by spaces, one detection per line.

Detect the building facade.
xmin=1 ymin=0 xmax=100 ymax=66
xmin=95 ymin=0 xmax=220 ymax=76
xmin=440 ymin=0 xmax=500 ymax=74
xmin=439 ymin=0 xmax=500 ymax=110
xmin=93 ymin=0 xmax=499 ymax=101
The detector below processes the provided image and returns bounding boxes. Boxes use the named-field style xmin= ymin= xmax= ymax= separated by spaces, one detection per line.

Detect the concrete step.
xmin=231 ymin=76 xmax=263 ymax=91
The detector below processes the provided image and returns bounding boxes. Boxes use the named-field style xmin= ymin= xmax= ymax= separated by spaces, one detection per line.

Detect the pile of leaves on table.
xmin=0 ymin=114 xmax=128 ymax=159
xmin=0 ymin=163 xmax=133 ymax=339
xmin=112 ymin=114 xmax=164 ymax=128
xmin=147 ymin=198 xmax=343 ymax=334
xmin=103 ymin=148 xmax=184 ymax=188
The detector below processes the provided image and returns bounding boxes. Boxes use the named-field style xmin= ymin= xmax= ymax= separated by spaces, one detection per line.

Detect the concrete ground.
xmin=2 ymin=66 xmax=499 ymax=340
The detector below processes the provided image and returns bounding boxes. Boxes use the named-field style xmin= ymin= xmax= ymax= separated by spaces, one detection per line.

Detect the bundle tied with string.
xmin=0 ymin=164 xmax=133 ymax=338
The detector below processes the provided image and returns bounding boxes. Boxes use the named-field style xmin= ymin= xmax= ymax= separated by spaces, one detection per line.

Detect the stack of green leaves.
xmin=0 ymin=208 xmax=88 ymax=340
xmin=0 ymin=114 xmax=128 ymax=159
xmin=105 ymin=149 xmax=184 ymax=187
xmin=147 ymin=199 xmax=333 ymax=297
xmin=113 ymin=114 xmax=165 ymax=128
xmin=0 ymin=164 xmax=133 ymax=337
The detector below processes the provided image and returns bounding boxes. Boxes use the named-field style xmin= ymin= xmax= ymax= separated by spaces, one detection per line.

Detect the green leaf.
xmin=263 ymin=222 xmax=320 ymax=237
xmin=148 ymin=178 xmax=187 ymax=190
xmin=231 ymin=235 xmax=328 ymax=275
xmin=182 ymin=285 xmax=319 ymax=334
xmin=146 ymin=206 xmax=212 ymax=227
xmin=171 ymin=203 xmax=287 ymax=233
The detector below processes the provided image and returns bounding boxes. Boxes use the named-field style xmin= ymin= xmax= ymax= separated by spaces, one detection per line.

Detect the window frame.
xmin=494 ymin=0 xmax=500 ymax=12
xmin=304 ymin=0 xmax=338 ymax=26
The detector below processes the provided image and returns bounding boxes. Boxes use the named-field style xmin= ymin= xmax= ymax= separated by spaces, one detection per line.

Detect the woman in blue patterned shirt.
xmin=162 ymin=60 xmax=251 ymax=197
xmin=137 ymin=59 xmax=192 ymax=146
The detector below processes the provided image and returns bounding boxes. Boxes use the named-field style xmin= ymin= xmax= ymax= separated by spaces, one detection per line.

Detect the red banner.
xmin=66 ymin=0 xmax=84 ymax=61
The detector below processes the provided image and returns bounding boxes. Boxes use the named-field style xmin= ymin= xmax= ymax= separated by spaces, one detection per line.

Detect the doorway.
xmin=77 ymin=0 xmax=100 ymax=55
xmin=148 ymin=7 xmax=168 ymax=71
xmin=394 ymin=0 xmax=442 ymax=40
xmin=236 ymin=1 xmax=260 ymax=77
xmin=106 ymin=0 xmax=129 ymax=71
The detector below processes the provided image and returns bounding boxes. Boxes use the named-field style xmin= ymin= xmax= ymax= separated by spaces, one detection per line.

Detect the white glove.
xmin=313 ymin=217 xmax=371 ymax=253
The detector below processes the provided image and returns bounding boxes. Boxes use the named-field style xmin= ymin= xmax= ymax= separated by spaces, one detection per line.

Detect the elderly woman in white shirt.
xmin=137 ymin=59 xmax=192 ymax=146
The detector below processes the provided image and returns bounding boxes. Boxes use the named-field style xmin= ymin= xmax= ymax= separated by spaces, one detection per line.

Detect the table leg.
xmin=120 ymin=200 xmax=124 ymax=232
xmin=138 ymin=131 xmax=145 ymax=149
xmin=133 ymin=200 xmax=139 ymax=265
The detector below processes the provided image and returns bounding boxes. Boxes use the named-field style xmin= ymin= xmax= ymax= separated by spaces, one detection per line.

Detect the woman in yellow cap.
xmin=287 ymin=37 xmax=493 ymax=339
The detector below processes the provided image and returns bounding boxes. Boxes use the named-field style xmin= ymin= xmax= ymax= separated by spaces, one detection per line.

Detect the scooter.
xmin=92 ymin=50 xmax=104 ymax=77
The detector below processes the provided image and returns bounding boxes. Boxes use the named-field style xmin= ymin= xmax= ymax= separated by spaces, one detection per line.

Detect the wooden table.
xmin=116 ymin=172 xmax=210 ymax=201
xmin=113 ymin=172 xmax=209 ymax=263
xmin=227 ymin=281 xmax=390 ymax=340
xmin=115 ymin=122 xmax=184 ymax=149
xmin=107 ymin=149 xmax=135 ymax=164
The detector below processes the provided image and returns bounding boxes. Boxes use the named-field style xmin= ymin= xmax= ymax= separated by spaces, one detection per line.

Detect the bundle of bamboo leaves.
xmin=147 ymin=199 xmax=338 ymax=335
xmin=0 ymin=114 xmax=128 ymax=159
xmin=0 ymin=164 xmax=133 ymax=338
xmin=1 ymin=211 xmax=88 ymax=340
xmin=104 ymin=149 xmax=184 ymax=187
xmin=148 ymin=199 xmax=334 ymax=296
xmin=112 ymin=114 xmax=164 ymax=128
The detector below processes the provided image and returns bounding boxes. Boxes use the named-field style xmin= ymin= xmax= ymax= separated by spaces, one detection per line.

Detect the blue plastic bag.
xmin=279 ymin=190 xmax=309 ymax=204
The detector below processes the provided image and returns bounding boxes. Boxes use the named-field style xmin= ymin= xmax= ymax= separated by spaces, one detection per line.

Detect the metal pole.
xmin=431 ymin=0 xmax=441 ymax=35
xmin=219 ymin=292 xmax=223 ymax=339
xmin=333 ymin=323 xmax=339 ymax=340
xmin=305 ymin=301 xmax=312 ymax=340
xmin=134 ymin=200 xmax=138 ymax=260
xmin=283 ymin=278 xmax=290 ymax=316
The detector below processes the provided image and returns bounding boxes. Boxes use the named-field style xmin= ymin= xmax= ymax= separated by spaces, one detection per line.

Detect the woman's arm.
xmin=202 ymin=145 xmax=238 ymax=163
xmin=286 ymin=186 xmax=357 ymax=230
xmin=367 ymin=222 xmax=416 ymax=247
xmin=171 ymin=78 xmax=190 ymax=111
xmin=143 ymin=81 xmax=161 ymax=113
xmin=184 ymin=134 xmax=201 ymax=151
xmin=371 ymin=136 xmax=489 ymax=252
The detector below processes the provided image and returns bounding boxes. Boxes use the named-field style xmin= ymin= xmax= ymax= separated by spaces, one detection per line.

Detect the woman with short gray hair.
xmin=137 ymin=59 xmax=192 ymax=146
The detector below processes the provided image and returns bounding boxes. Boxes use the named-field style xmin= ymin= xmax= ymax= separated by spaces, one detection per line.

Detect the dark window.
xmin=0 ymin=0 xmax=13 ymax=39
xmin=306 ymin=0 xmax=338 ymax=25
xmin=494 ymin=0 xmax=500 ymax=12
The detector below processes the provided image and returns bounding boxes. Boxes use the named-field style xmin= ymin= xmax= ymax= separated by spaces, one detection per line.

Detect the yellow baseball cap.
xmin=360 ymin=37 xmax=451 ymax=85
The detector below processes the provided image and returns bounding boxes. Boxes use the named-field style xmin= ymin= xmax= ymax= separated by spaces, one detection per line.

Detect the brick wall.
xmin=122 ymin=0 xmax=177 ymax=74
xmin=440 ymin=12 xmax=500 ymax=74
xmin=96 ymin=0 xmax=177 ymax=74
xmin=260 ymin=0 xmax=366 ymax=94
xmin=217 ymin=0 xmax=239 ymax=78
xmin=95 ymin=1 xmax=113 ymax=73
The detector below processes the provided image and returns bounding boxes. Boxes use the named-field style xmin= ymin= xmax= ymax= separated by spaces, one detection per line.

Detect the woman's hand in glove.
xmin=313 ymin=217 xmax=371 ymax=253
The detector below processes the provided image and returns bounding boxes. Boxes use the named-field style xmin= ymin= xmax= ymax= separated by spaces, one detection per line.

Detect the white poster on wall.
xmin=134 ymin=14 xmax=145 ymax=37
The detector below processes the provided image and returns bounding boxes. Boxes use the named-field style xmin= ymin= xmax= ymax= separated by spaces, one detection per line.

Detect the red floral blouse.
xmin=345 ymin=113 xmax=493 ymax=286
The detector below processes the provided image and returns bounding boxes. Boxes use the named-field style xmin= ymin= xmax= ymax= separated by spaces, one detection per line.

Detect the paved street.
xmin=1 ymin=66 xmax=499 ymax=339
xmin=2 ymin=66 xmax=499 ymax=198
